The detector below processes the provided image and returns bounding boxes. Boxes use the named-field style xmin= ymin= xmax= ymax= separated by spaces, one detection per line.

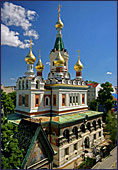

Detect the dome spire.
xmin=55 ymin=4 xmax=63 ymax=29
xmin=25 ymin=39 xmax=36 ymax=64
xmin=74 ymin=49 xmax=83 ymax=72
xmin=35 ymin=49 xmax=44 ymax=76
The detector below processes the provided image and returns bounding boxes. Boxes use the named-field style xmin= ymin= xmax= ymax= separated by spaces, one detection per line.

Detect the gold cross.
xmin=78 ymin=49 xmax=80 ymax=56
xmin=30 ymin=39 xmax=32 ymax=49
xmin=58 ymin=4 xmax=62 ymax=17
xmin=78 ymin=49 xmax=80 ymax=60
xmin=39 ymin=49 xmax=41 ymax=57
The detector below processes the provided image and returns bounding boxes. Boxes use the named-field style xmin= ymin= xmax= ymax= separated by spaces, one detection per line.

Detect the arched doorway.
xmin=84 ymin=137 xmax=90 ymax=148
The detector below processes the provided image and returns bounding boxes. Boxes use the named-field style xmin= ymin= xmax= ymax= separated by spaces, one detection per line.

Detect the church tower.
xmin=47 ymin=5 xmax=70 ymax=84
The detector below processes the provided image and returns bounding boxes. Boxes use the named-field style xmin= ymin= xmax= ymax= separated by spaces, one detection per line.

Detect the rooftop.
xmin=8 ymin=110 xmax=103 ymax=125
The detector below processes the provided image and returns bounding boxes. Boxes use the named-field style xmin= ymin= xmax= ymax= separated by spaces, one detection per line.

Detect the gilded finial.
xmin=78 ymin=49 xmax=80 ymax=60
xmin=25 ymin=39 xmax=36 ymax=64
xmin=58 ymin=4 xmax=61 ymax=18
xmin=30 ymin=39 xmax=32 ymax=49
xmin=39 ymin=49 xmax=41 ymax=57
xmin=55 ymin=4 xmax=63 ymax=29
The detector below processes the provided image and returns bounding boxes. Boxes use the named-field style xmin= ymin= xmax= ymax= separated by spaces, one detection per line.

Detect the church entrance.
xmin=84 ymin=137 xmax=90 ymax=148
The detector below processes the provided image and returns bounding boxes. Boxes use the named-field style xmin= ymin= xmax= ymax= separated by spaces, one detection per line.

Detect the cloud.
xmin=106 ymin=72 xmax=112 ymax=75
xmin=1 ymin=2 xmax=31 ymax=30
xmin=1 ymin=24 xmax=30 ymax=49
xmin=24 ymin=29 xmax=39 ymax=39
xmin=1 ymin=2 xmax=39 ymax=39
xmin=10 ymin=78 xmax=15 ymax=80
xmin=46 ymin=62 xmax=51 ymax=65
xmin=27 ymin=10 xmax=36 ymax=20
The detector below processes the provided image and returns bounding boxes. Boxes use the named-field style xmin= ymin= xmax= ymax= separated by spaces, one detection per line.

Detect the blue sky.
xmin=1 ymin=1 xmax=117 ymax=86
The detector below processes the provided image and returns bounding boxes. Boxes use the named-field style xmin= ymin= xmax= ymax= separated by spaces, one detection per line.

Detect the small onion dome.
xmin=55 ymin=17 xmax=63 ymax=29
xmin=55 ymin=4 xmax=63 ymax=29
xmin=25 ymin=40 xmax=36 ymax=64
xmin=74 ymin=50 xmax=83 ymax=72
xmin=54 ymin=50 xmax=64 ymax=66
xmin=35 ymin=55 xmax=44 ymax=72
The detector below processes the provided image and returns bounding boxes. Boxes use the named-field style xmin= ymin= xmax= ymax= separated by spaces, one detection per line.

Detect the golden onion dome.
xmin=25 ymin=40 xmax=36 ymax=64
xmin=54 ymin=49 xmax=64 ymax=66
xmin=35 ymin=50 xmax=44 ymax=72
xmin=74 ymin=50 xmax=83 ymax=72
xmin=55 ymin=4 xmax=63 ymax=29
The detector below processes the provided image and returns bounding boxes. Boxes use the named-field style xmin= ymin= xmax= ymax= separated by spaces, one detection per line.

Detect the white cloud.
xmin=46 ymin=62 xmax=51 ymax=65
xmin=106 ymin=72 xmax=112 ymax=75
xmin=1 ymin=2 xmax=39 ymax=40
xmin=1 ymin=2 xmax=31 ymax=30
xmin=1 ymin=24 xmax=30 ymax=49
xmin=10 ymin=78 xmax=15 ymax=80
xmin=24 ymin=29 xmax=39 ymax=39
xmin=27 ymin=10 xmax=36 ymax=20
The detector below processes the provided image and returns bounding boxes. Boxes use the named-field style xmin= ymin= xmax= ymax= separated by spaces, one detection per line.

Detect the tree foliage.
xmin=1 ymin=89 xmax=15 ymax=116
xmin=97 ymin=82 xmax=114 ymax=121
xmin=106 ymin=112 xmax=117 ymax=145
xmin=1 ymin=117 xmax=24 ymax=169
xmin=8 ymin=91 xmax=16 ymax=107
xmin=89 ymin=99 xmax=98 ymax=111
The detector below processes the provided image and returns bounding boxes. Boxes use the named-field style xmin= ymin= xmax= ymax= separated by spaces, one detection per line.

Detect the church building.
xmin=15 ymin=5 xmax=105 ymax=169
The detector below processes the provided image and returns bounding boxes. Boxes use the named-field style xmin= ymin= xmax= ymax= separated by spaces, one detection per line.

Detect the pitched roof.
xmin=15 ymin=118 xmax=54 ymax=168
xmin=87 ymin=83 xmax=99 ymax=88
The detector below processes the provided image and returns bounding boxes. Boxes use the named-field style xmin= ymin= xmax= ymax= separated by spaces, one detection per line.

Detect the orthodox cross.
xmin=30 ymin=39 xmax=32 ymax=49
xmin=78 ymin=49 xmax=80 ymax=60
xmin=58 ymin=4 xmax=62 ymax=18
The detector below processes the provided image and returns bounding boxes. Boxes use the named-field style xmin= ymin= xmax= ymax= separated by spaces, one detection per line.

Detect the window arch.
xmin=26 ymin=80 xmax=28 ymax=89
xmin=63 ymin=129 xmax=70 ymax=142
xmin=72 ymin=126 xmax=78 ymax=139
xmin=98 ymin=119 xmax=101 ymax=128
xmin=92 ymin=120 xmax=96 ymax=130
xmin=80 ymin=124 xmax=86 ymax=133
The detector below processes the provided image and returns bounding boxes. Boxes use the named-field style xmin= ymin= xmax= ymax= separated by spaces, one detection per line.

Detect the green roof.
xmin=50 ymin=110 xmax=103 ymax=125
xmin=54 ymin=37 xmax=64 ymax=51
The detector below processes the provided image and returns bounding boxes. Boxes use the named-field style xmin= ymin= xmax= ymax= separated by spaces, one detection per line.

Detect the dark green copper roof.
xmin=54 ymin=37 xmax=64 ymax=51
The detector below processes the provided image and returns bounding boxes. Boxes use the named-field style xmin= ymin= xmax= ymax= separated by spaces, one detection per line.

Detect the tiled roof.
xmin=87 ymin=83 xmax=99 ymax=88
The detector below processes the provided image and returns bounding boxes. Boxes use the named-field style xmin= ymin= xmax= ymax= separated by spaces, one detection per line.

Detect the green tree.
xmin=89 ymin=99 xmax=98 ymax=111
xmin=8 ymin=91 xmax=16 ymax=107
xmin=1 ymin=89 xmax=15 ymax=116
xmin=1 ymin=117 xmax=24 ymax=169
xmin=97 ymin=82 xmax=114 ymax=120
xmin=106 ymin=112 xmax=117 ymax=146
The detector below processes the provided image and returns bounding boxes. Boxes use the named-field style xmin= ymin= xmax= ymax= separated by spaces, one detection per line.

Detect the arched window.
xmin=63 ymin=129 xmax=70 ymax=142
xmin=92 ymin=120 xmax=96 ymax=130
xmin=84 ymin=137 xmax=90 ymax=148
xmin=64 ymin=61 xmax=66 ymax=66
xmin=53 ymin=62 xmax=54 ymax=66
xmin=80 ymin=124 xmax=86 ymax=133
xmin=98 ymin=119 xmax=101 ymax=128
xmin=26 ymin=80 xmax=28 ymax=89
xmin=19 ymin=81 xmax=21 ymax=90
xmin=72 ymin=126 xmax=78 ymax=139
xmin=36 ymin=81 xmax=39 ymax=89
xmin=45 ymin=97 xmax=50 ymax=106
xmin=22 ymin=80 xmax=24 ymax=89
xmin=86 ymin=122 xmax=91 ymax=131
